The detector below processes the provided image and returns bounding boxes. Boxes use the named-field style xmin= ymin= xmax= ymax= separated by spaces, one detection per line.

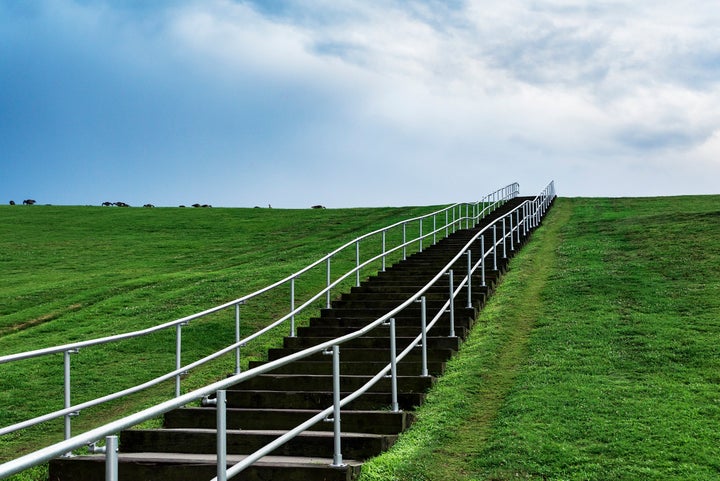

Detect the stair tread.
xmin=136 ymin=428 xmax=392 ymax=438
xmin=65 ymin=452 xmax=363 ymax=467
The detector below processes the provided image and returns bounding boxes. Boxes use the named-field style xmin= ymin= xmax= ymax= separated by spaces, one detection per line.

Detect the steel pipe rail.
xmin=0 ymin=185 xmax=520 ymax=439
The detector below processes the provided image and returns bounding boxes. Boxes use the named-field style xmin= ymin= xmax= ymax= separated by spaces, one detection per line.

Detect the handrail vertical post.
xmin=402 ymin=223 xmax=407 ymax=260
xmin=481 ymin=235 xmax=486 ymax=287
xmin=526 ymin=202 xmax=530 ymax=231
xmin=331 ymin=345 xmax=344 ymax=467
xmin=448 ymin=270 xmax=456 ymax=338
xmin=290 ymin=277 xmax=296 ymax=337
xmin=419 ymin=218 xmax=423 ymax=252
xmin=433 ymin=214 xmax=437 ymax=244
xmin=326 ymin=258 xmax=332 ymax=309
xmin=382 ymin=230 xmax=386 ymax=272
xmin=355 ymin=241 xmax=361 ymax=287
xmin=509 ymin=215 xmax=514 ymax=253
xmin=420 ymin=296 xmax=429 ymax=377
xmin=105 ymin=435 xmax=118 ymax=481
xmin=63 ymin=349 xmax=74 ymax=444
xmin=445 ymin=210 xmax=449 ymax=236
xmin=466 ymin=251 xmax=472 ymax=309
xmin=175 ymin=324 xmax=182 ymax=397
xmin=516 ymin=210 xmax=521 ymax=245
xmin=234 ymin=304 xmax=241 ymax=375
xmin=465 ymin=203 xmax=469 ymax=229
xmin=389 ymin=317 xmax=399 ymax=412
xmin=216 ymin=390 xmax=227 ymax=481
xmin=502 ymin=217 xmax=507 ymax=259
xmin=493 ymin=224 xmax=498 ymax=271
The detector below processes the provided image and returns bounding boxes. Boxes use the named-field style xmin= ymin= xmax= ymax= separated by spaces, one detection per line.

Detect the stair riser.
xmin=309 ymin=315 xmax=474 ymax=329
xmin=340 ymin=287 xmax=489 ymax=300
xmin=350 ymin=280 xmax=496 ymax=294
xmin=267 ymin=347 xmax=456 ymax=362
xmin=164 ymin=408 xmax=415 ymax=434
xmin=283 ymin=336 xmax=461 ymax=351
xmin=225 ymin=391 xmax=425 ymax=410
xmin=320 ymin=306 xmax=477 ymax=320
xmin=233 ymin=375 xmax=434 ymax=393
xmin=49 ymin=457 xmax=359 ymax=481
xmin=249 ymin=360 xmax=446 ymax=376
xmin=296 ymin=326 xmax=468 ymax=339
xmin=330 ymin=296 xmax=485 ymax=310
xmin=121 ymin=430 xmax=395 ymax=460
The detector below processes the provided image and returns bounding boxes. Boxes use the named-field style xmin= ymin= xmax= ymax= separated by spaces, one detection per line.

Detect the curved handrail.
xmin=0 ymin=181 xmax=553 ymax=479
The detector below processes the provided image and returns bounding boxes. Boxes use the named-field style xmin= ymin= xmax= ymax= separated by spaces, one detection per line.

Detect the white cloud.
xmin=2 ymin=0 xmax=719 ymax=205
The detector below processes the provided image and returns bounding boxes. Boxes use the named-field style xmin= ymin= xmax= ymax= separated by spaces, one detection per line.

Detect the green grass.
xmin=0 ymin=203 xmax=443 ymax=468
xmin=3 ymin=196 xmax=719 ymax=481
xmin=360 ymin=195 xmax=720 ymax=480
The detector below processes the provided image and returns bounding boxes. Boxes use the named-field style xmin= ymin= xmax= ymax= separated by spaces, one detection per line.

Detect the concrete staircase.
xmin=49 ymin=197 xmax=540 ymax=481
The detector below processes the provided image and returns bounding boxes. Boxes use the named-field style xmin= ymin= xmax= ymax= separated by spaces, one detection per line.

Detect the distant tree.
xmin=9 ymin=200 xmax=15 ymax=205
xmin=22 ymin=199 xmax=36 ymax=205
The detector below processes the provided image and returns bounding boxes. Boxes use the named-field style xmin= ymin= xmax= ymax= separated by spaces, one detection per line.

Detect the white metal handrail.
xmin=0 ymin=183 xmax=517 ymax=437
xmin=0 ymin=182 xmax=555 ymax=479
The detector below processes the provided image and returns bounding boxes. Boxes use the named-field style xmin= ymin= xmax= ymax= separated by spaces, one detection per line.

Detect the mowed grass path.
xmin=0 ymin=204 xmax=440 ymax=465
xmin=361 ymin=196 xmax=720 ymax=480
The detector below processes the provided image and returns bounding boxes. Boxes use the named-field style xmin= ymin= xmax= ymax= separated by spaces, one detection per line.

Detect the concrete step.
xmin=349 ymin=281 xmax=497 ymax=295
xmin=308 ymin=313 xmax=474 ymax=329
xmin=164 ymin=407 xmax=416 ymax=435
xmin=319 ymin=306 xmax=477 ymax=321
xmin=296 ymin=324 xmax=468 ymax=340
xmin=267 ymin=347 xmax=456 ymax=363
xmin=330 ymin=295 xmax=484 ymax=310
xmin=120 ymin=428 xmax=396 ymax=460
xmin=233 ymin=374 xmax=435 ymax=393
xmin=49 ymin=453 xmax=362 ymax=481
xmin=224 ymin=389 xmax=425 ymax=411
xmin=282 ymin=335 xmax=461 ymax=351
xmin=248 ymin=359 xmax=446 ymax=376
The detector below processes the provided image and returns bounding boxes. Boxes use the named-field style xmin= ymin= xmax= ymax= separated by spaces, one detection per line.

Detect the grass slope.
xmin=0 ymin=204 xmax=441 ymax=468
xmin=361 ymin=195 xmax=720 ymax=480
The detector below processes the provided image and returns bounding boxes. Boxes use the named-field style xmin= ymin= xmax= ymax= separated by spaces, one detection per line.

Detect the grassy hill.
xmin=2 ymin=196 xmax=719 ymax=481
xmin=361 ymin=195 xmax=720 ymax=480
xmin=0 ymin=203 xmax=441 ymax=471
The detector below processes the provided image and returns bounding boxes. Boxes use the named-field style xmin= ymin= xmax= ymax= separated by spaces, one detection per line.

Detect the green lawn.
xmin=361 ymin=195 xmax=720 ymax=480
xmin=0 ymin=203 xmax=441 ymax=468
xmin=2 ymin=196 xmax=719 ymax=481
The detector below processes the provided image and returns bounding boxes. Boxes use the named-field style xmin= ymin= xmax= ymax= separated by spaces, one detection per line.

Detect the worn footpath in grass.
xmin=360 ymin=195 xmax=565 ymax=481
xmin=361 ymin=195 xmax=720 ymax=480
xmin=0 ymin=203 xmax=441 ymax=469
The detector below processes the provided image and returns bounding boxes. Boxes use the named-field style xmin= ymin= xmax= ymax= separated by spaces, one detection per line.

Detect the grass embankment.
xmin=361 ymin=195 xmax=720 ymax=480
xmin=0 ymin=203 xmax=441 ymax=472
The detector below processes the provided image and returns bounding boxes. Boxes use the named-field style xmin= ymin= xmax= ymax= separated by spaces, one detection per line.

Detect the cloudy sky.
xmin=1 ymin=0 xmax=719 ymax=207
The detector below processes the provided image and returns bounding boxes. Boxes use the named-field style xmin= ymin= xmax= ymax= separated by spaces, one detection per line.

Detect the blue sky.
xmin=2 ymin=0 xmax=719 ymax=207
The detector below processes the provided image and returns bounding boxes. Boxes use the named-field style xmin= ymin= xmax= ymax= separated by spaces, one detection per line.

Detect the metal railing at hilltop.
xmin=0 ymin=180 xmax=557 ymax=480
